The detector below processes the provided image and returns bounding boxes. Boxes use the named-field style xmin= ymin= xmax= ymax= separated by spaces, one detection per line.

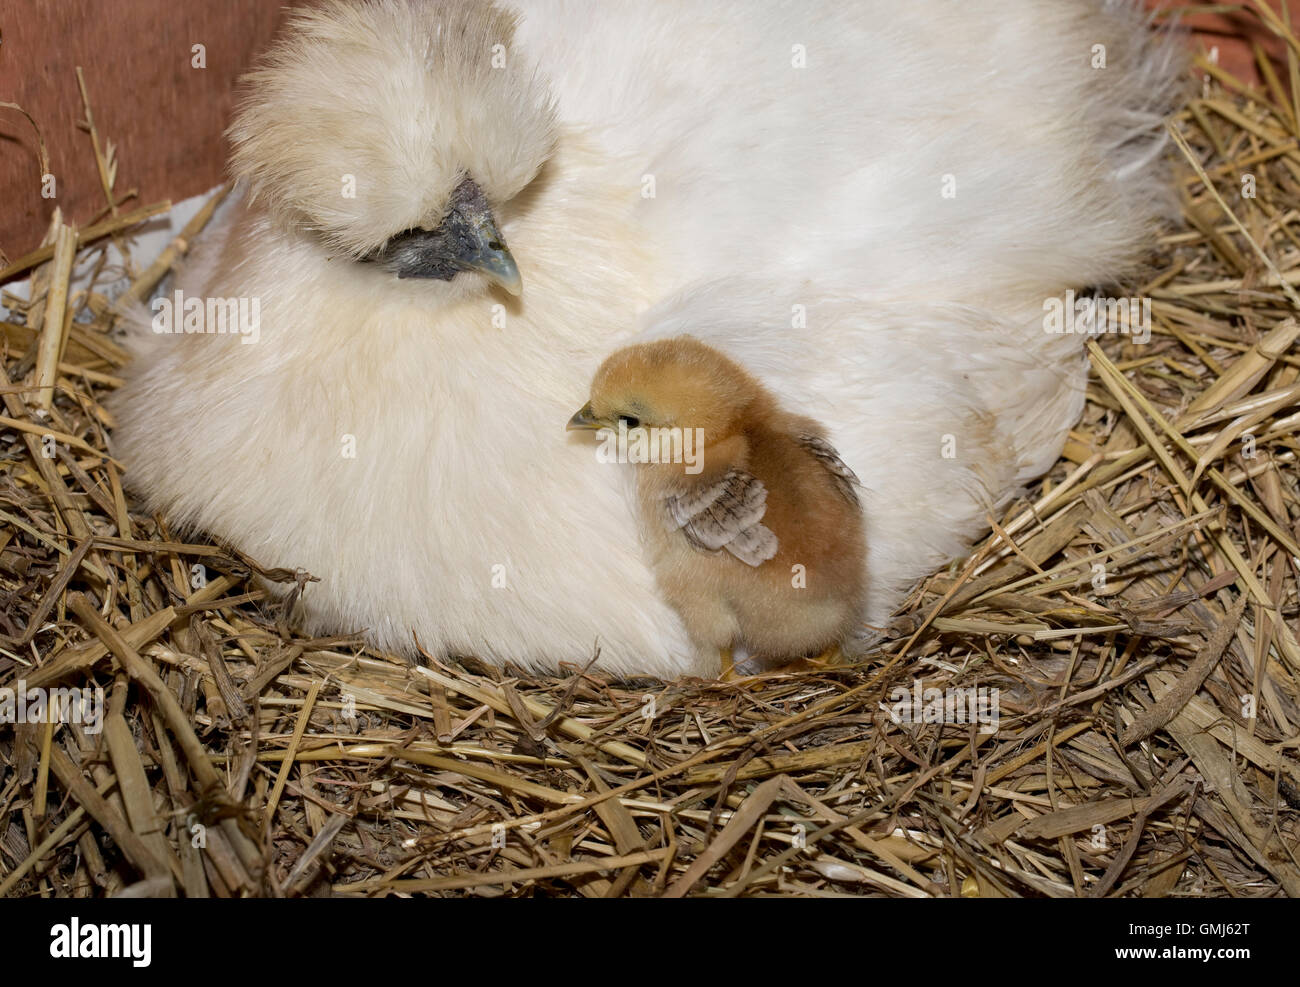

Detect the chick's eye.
xmin=618 ymin=415 xmax=640 ymax=429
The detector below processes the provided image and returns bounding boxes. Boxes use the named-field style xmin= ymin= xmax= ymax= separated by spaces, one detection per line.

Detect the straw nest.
xmin=2 ymin=23 xmax=1300 ymax=899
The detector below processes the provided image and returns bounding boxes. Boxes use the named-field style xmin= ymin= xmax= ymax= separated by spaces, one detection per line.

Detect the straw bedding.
xmin=1 ymin=15 xmax=1299 ymax=897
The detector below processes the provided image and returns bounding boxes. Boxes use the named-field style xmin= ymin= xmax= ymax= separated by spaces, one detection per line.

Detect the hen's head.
xmin=570 ymin=337 xmax=764 ymax=441
xmin=229 ymin=0 xmax=555 ymax=294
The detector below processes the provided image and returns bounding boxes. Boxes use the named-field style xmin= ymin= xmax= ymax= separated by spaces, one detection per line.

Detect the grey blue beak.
xmin=368 ymin=176 xmax=523 ymax=296
xmin=457 ymin=213 xmax=521 ymax=296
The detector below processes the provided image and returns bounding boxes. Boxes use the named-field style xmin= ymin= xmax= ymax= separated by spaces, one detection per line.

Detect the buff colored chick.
xmin=569 ymin=337 xmax=865 ymax=676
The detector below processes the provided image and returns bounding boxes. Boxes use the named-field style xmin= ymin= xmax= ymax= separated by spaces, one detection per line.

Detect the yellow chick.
xmin=568 ymin=337 xmax=866 ymax=677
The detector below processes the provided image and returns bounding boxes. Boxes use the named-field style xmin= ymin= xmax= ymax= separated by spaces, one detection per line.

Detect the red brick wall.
xmin=1153 ymin=0 xmax=1300 ymax=86
xmin=0 ymin=0 xmax=283 ymax=262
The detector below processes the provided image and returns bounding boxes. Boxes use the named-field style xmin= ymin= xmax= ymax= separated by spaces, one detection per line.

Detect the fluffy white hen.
xmin=111 ymin=0 xmax=1183 ymax=677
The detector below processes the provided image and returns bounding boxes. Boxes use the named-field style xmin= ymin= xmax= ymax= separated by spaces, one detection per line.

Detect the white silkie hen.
xmin=111 ymin=0 xmax=1182 ymax=678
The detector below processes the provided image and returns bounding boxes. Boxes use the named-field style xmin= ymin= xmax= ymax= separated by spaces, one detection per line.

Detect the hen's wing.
xmin=664 ymin=468 xmax=778 ymax=567
xmin=796 ymin=433 xmax=861 ymax=507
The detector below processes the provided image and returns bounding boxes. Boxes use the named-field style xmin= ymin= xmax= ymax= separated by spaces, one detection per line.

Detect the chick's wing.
xmin=796 ymin=434 xmax=862 ymax=507
xmin=664 ymin=469 xmax=778 ymax=567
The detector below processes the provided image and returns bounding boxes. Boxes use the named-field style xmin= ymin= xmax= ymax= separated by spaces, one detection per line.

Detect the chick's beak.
xmin=567 ymin=403 xmax=602 ymax=431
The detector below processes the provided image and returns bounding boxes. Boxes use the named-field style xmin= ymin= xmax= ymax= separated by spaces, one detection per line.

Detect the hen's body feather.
xmin=111 ymin=0 xmax=1182 ymax=677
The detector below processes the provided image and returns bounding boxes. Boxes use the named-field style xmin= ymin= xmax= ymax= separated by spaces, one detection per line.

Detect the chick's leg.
xmin=719 ymin=646 xmax=735 ymax=681
xmin=811 ymin=644 xmax=844 ymax=668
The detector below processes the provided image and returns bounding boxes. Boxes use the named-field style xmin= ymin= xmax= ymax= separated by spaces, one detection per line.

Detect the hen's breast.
xmin=506 ymin=0 xmax=1179 ymax=629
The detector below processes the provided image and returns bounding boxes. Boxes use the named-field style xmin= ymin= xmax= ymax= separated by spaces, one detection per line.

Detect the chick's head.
xmin=570 ymin=337 xmax=762 ymax=453
xmin=229 ymin=0 xmax=556 ymax=294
